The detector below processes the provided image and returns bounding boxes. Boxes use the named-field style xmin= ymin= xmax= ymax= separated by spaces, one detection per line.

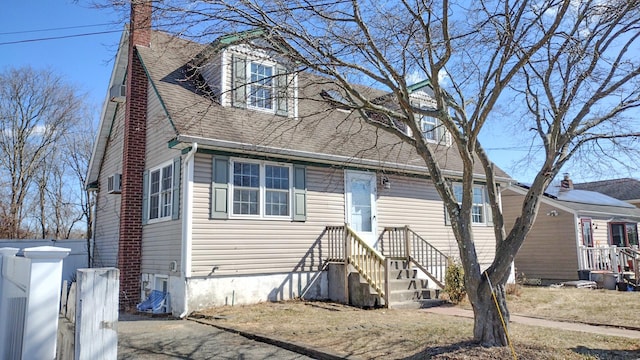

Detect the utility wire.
xmin=0 ymin=29 xmax=123 ymax=46
xmin=0 ymin=22 xmax=121 ymax=36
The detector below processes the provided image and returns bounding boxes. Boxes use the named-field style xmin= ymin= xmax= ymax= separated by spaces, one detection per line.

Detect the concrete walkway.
xmin=118 ymin=314 xmax=314 ymax=359
xmin=423 ymin=306 xmax=640 ymax=339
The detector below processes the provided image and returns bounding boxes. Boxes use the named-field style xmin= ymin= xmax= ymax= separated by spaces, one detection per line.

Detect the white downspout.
xmin=573 ymin=213 xmax=582 ymax=270
xmin=179 ymin=142 xmax=197 ymax=318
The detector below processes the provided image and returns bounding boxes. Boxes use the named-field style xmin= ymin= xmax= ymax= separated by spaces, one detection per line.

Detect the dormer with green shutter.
xmin=408 ymin=80 xmax=451 ymax=146
xmin=191 ymin=30 xmax=297 ymax=118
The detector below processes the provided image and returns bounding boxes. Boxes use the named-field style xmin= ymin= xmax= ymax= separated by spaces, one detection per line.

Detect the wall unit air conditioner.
xmin=109 ymin=84 xmax=126 ymax=103
xmin=107 ymin=173 xmax=122 ymax=194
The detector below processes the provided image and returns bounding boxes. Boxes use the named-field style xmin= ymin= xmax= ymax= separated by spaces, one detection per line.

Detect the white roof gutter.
xmin=171 ymin=135 xmax=513 ymax=184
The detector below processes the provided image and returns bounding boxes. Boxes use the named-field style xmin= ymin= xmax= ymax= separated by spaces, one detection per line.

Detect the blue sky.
xmin=1 ymin=1 xmax=637 ymax=184
xmin=0 ymin=1 xmax=122 ymax=117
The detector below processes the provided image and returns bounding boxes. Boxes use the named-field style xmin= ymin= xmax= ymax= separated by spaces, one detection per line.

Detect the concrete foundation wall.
xmin=327 ymin=263 xmax=347 ymax=303
xmin=186 ymin=271 xmax=328 ymax=311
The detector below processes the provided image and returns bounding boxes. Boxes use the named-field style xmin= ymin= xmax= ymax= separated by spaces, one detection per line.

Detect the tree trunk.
xmin=470 ymin=281 xmax=510 ymax=346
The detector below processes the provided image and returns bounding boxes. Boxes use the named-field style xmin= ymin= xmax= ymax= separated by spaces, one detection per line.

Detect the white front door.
xmin=345 ymin=170 xmax=377 ymax=246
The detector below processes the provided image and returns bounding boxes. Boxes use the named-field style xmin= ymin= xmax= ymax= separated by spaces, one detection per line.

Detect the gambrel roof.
xmin=87 ymin=29 xmax=511 ymax=187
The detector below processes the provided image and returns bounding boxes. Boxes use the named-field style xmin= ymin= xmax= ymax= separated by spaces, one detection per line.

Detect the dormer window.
xmin=420 ymin=114 xmax=443 ymax=142
xmin=231 ymin=53 xmax=290 ymax=116
xmin=249 ymin=62 xmax=273 ymax=110
xmin=412 ymin=101 xmax=447 ymax=144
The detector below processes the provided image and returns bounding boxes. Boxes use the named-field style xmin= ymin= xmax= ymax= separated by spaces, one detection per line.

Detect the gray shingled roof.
xmin=136 ymin=31 xmax=510 ymax=180
xmin=513 ymin=183 xmax=640 ymax=221
xmin=574 ymin=178 xmax=640 ymax=201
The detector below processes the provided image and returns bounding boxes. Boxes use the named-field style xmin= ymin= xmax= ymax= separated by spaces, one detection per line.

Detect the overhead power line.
xmin=0 ymin=22 xmax=121 ymax=36
xmin=0 ymin=29 xmax=123 ymax=46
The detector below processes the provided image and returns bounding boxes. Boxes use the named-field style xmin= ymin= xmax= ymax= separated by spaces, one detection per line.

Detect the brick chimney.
xmin=560 ymin=173 xmax=574 ymax=191
xmin=118 ymin=0 xmax=151 ymax=310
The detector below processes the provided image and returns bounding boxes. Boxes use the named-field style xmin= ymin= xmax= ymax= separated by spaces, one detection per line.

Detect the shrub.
xmin=505 ymin=282 xmax=522 ymax=297
xmin=444 ymin=260 xmax=466 ymax=304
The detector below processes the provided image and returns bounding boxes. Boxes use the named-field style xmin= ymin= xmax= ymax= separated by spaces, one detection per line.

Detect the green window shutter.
xmin=232 ymin=54 xmax=247 ymax=108
xmin=211 ymin=156 xmax=230 ymax=219
xmin=485 ymin=186 xmax=494 ymax=226
xmin=142 ymin=170 xmax=149 ymax=225
xmin=172 ymin=156 xmax=182 ymax=220
xmin=292 ymin=165 xmax=307 ymax=222
xmin=275 ymin=66 xmax=289 ymax=116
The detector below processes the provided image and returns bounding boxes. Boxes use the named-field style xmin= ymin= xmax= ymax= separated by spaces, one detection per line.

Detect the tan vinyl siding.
xmin=191 ymin=159 xmax=499 ymax=277
xmin=503 ymin=189 xmax=578 ymax=281
xmin=93 ymin=104 xmax=125 ymax=267
xmin=141 ymin=84 xmax=183 ymax=275
xmin=376 ymin=174 xmax=495 ymax=264
xmin=200 ymin=53 xmax=223 ymax=99
xmin=191 ymin=154 xmax=343 ymax=276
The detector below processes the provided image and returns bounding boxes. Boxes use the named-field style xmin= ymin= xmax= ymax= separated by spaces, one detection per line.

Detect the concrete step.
xmin=389 ymin=299 xmax=447 ymax=309
xmin=393 ymin=268 xmax=418 ymax=280
xmin=387 ymin=260 xmax=411 ymax=269
xmin=387 ymin=278 xmax=430 ymax=292
xmin=388 ymin=289 xmax=440 ymax=303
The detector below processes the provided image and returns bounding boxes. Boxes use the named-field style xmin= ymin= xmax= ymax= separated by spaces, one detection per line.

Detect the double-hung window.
xmin=413 ymin=102 xmax=446 ymax=144
xmin=452 ymin=183 xmax=486 ymax=224
xmin=148 ymin=162 xmax=174 ymax=221
xmin=421 ymin=115 xmax=440 ymax=142
xmin=232 ymin=54 xmax=290 ymax=116
xmin=231 ymin=160 xmax=291 ymax=218
xmin=232 ymin=162 xmax=260 ymax=215
xmin=248 ymin=62 xmax=273 ymax=110
xmin=610 ymin=223 xmax=639 ymax=247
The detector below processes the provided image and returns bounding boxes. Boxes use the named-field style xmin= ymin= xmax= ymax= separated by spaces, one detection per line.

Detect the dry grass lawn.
xmin=193 ymin=286 xmax=640 ymax=359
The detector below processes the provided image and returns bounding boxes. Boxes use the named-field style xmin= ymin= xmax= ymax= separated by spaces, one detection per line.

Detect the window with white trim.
xmin=148 ymin=162 xmax=173 ymax=220
xmin=249 ymin=62 xmax=273 ymax=110
xmin=231 ymin=160 xmax=291 ymax=218
xmin=411 ymin=101 xmax=447 ymax=144
xmin=452 ymin=183 xmax=486 ymax=224
xmin=420 ymin=115 xmax=441 ymax=142
xmin=231 ymin=54 xmax=290 ymax=116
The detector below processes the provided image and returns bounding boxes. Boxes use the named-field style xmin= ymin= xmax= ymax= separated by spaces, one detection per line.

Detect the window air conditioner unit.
xmin=107 ymin=173 xmax=122 ymax=194
xmin=109 ymin=84 xmax=126 ymax=103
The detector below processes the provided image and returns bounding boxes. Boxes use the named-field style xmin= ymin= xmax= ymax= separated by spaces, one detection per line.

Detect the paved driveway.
xmin=118 ymin=314 xmax=313 ymax=359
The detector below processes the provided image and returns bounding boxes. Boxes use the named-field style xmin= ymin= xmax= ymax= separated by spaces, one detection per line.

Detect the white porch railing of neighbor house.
xmin=0 ymin=246 xmax=70 ymax=360
xmin=578 ymin=245 xmax=638 ymax=274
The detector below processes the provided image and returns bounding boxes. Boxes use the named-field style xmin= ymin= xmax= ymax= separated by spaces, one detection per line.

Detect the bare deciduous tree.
xmin=0 ymin=66 xmax=86 ymax=239
xmin=113 ymin=0 xmax=640 ymax=346
xmin=65 ymin=120 xmax=97 ymax=264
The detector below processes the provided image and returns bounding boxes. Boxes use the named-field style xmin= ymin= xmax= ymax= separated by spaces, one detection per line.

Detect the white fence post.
xmin=21 ymin=246 xmax=70 ymax=360
xmin=0 ymin=247 xmax=23 ymax=359
xmin=75 ymin=268 xmax=119 ymax=360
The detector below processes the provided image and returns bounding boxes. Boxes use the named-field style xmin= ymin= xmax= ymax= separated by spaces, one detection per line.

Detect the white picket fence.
xmin=0 ymin=246 xmax=70 ymax=359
